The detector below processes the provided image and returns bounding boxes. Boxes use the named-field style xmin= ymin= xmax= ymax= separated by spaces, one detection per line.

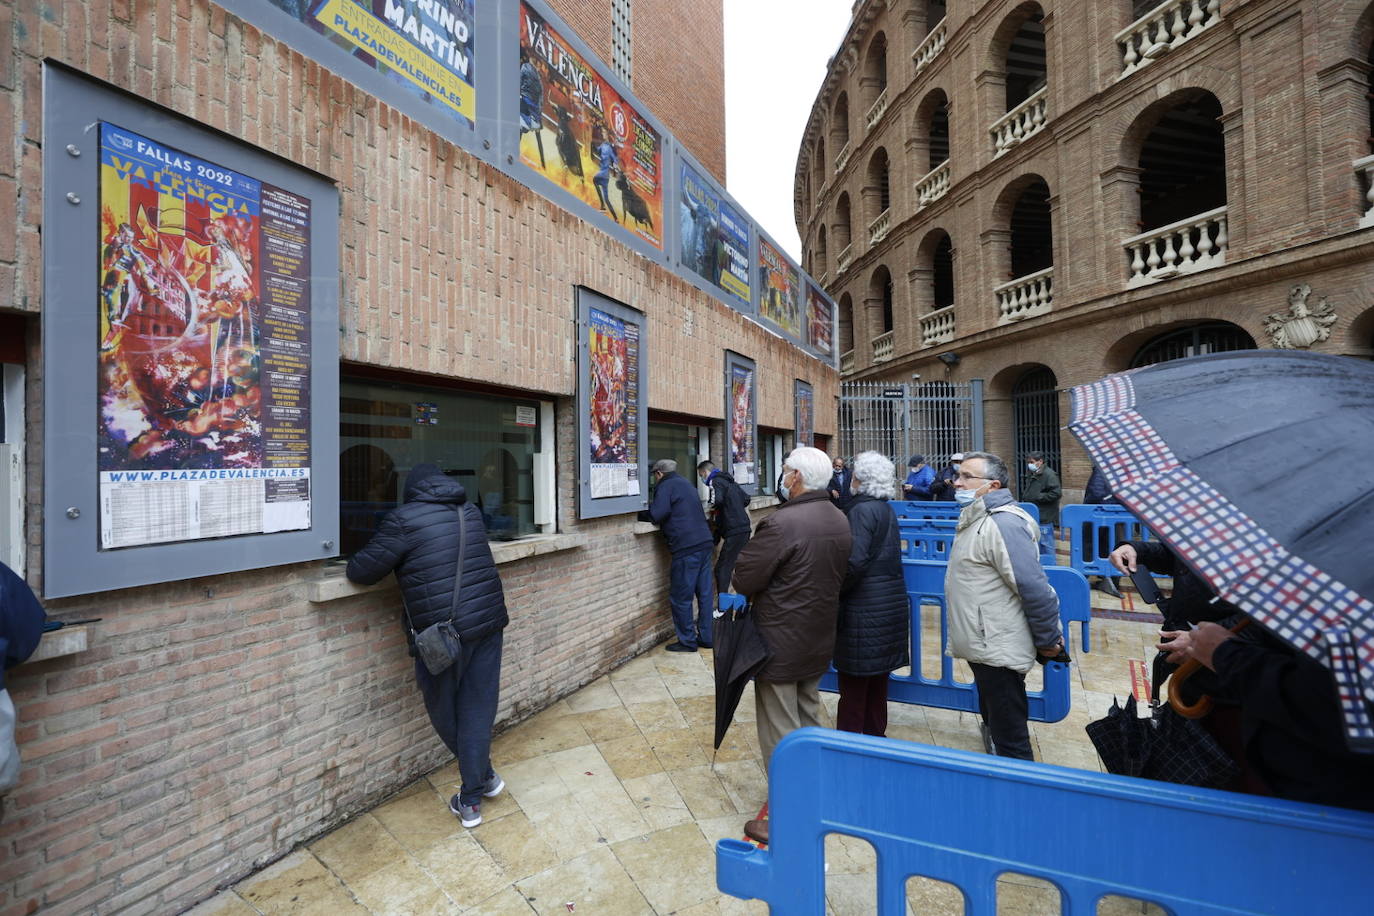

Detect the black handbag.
xmin=404 ymin=504 xmax=469 ymax=677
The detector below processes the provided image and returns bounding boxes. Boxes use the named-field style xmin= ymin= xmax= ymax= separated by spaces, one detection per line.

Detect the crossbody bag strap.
xmin=447 ymin=502 xmax=469 ymax=621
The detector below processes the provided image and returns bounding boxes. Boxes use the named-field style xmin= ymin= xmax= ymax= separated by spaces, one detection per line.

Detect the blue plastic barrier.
xmin=820 ymin=558 xmax=1088 ymax=723
xmin=892 ymin=501 xmax=1040 ymax=524
xmin=1061 ymin=503 xmax=1162 ymax=579
xmin=716 ymin=729 xmax=1374 ymax=914
xmin=898 ymin=517 xmax=1058 ymax=568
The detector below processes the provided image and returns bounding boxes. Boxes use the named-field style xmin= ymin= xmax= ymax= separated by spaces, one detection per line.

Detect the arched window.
xmin=1010 ymin=178 xmax=1052 ymax=278
xmin=838 ymin=292 xmax=854 ymax=353
xmin=869 ymin=265 xmax=895 ymax=336
xmin=1137 ymin=92 xmax=1225 ymax=232
xmin=933 ymin=233 xmax=954 ymax=309
xmin=835 ymin=192 xmax=853 ymax=254
xmin=1005 ymin=10 xmax=1046 ymax=111
xmin=864 ymin=31 xmax=889 ymax=101
xmin=866 ymin=148 xmax=891 ymax=224
xmin=930 ymin=98 xmax=950 ymax=172
xmin=814 ymin=136 xmax=827 ymax=189
xmin=928 ymin=0 xmax=947 ymax=30
xmin=1130 ymin=322 xmax=1255 ymax=368
xmin=1011 ymin=366 xmax=1059 ymax=496
xmin=816 ymin=224 xmax=829 ymax=276
xmin=833 ymin=92 xmax=851 ymax=156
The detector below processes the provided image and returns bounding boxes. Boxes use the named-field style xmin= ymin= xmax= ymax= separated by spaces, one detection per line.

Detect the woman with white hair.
xmin=833 ymin=450 xmax=910 ymax=736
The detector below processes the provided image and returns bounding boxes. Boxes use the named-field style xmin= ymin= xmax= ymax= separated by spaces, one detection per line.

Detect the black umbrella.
xmin=1069 ymin=350 xmax=1374 ymax=749
xmin=1085 ymin=695 xmax=1238 ymax=788
xmin=713 ymin=593 xmax=771 ymax=749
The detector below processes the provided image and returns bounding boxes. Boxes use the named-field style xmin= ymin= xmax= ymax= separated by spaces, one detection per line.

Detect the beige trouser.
xmin=754 ymin=676 xmax=823 ymax=774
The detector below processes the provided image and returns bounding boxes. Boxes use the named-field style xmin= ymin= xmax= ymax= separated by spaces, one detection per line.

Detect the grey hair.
xmin=652 ymin=458 xmax=677 ymax=475
xmin=851 ymin=450 xmax=897 ymax=499
xmin=784 ymin=447 xmax=833 ymax=491
xmin=962 ymin=451 xmax=1011 ymax=488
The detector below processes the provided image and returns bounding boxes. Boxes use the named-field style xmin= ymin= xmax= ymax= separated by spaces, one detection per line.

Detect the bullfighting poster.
xmin=679 ymin=162 xmax=749 ymax=304
xmin=97 ymin=123 xmax=313 ymax=549
xmin=727 ymin=357 xmax=757 ymax=487
xmin=267 ymin=0 xmax=477 ymax=126
xmin=757 ymin=237 xmax=801 ymax=339
xmin=795 ymin=380 xmax=814 ymax=449
xmin=518 ymin=2 xmax=663 ymax=249
xmin=588 ymin=306 xmax=641 ymax=498
xmin=806 ymin=282 xmax=834 ymax=357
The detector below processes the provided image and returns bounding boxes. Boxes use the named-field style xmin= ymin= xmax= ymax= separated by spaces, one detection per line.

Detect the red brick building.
xmin=0 ymin=0 xmax=828 ymax=911
xmin=798 ymin=0 xmax=1374 ymax=494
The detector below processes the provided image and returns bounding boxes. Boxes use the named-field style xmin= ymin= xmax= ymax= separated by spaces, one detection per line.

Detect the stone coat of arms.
xmin=1264 ymin=283 xmax=1337 ymax=350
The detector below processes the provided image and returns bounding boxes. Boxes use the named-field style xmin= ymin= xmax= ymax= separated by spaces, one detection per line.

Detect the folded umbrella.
xmin=1069 ymin=350 xmax=1374 ymax=749
xmin=713 ymin=593 xmax=771 ymax=749
xmin=1086 ymin=694 xmax=1238 ymax=789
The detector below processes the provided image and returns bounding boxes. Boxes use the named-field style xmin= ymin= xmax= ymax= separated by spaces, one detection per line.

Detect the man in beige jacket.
xmin=947 ymin=451 xmax=1063 ymax=760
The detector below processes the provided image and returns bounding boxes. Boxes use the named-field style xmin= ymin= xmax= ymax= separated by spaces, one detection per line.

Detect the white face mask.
xmin=1027 ymin=462 xmax=1040 ymax=473
xmin=954 ymin=488 xmax=977 ymax=506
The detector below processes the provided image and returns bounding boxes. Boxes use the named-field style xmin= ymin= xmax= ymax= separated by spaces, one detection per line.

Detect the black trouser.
xmin=414 ymin=629 xmax=504 ymax=805
xmin=714 ymin=531 xmax=750 ymax=593
xmin=970 ymin=662 xmax=1033 ymax=760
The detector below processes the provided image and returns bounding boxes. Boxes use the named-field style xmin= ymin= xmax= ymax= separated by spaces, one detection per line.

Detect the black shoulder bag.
xmin=404 ymin=504 xmax=468 ymax=677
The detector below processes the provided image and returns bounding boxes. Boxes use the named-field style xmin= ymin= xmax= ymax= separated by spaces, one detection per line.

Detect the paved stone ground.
xmin=186 ymin=562 xmax=1167 ymax=915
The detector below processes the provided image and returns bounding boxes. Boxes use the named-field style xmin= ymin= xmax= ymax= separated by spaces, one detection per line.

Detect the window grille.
xmin=612 ymin=0 xmax=633 ymax=85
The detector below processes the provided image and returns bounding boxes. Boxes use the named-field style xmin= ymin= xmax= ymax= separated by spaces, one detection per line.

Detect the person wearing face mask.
xmin=1021 ymin=450 xmax=1061 ymax=528
xmin=827 ymin=455 xmax=853 ymax=511
xmin=901 ymin=455 xmax=936 ymax=502
xmin=947 ymin=451 xmax=1064 ymax=760
xmin=931 ymin=452 xmax=964 ymax=501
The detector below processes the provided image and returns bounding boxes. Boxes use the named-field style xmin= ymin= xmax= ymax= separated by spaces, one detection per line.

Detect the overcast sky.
xmin=724 ymin=1 xmax=854 ymax=263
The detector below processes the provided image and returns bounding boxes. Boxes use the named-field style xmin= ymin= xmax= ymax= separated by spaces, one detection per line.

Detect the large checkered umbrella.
xmin=1068 ymin=350 xmax=1374 ymax=751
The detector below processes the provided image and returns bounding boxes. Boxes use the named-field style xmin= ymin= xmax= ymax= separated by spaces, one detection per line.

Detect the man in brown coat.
xmin=732 ymin=446 xmax=852 ymax=844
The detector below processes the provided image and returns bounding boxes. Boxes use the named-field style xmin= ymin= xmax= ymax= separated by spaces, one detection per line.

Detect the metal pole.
xmin=970 ymin=378 xmax=985 ymax=451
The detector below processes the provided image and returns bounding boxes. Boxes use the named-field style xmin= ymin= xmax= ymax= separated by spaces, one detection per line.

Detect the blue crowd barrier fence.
xmin=897 ymin=517 xmax=1059 ymax=567
xmin=819 ymin=558 xmax=1089 ymax=723
xmin=1061 ymin=503 xmax=1162 ymax=579
xmin=892 ymin=501 xmax=1040 ymax=524
xmin=716 ymin=729 xmax=1374 ymax=914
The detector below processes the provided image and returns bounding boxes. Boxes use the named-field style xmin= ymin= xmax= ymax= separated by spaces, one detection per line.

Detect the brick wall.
xmin=0 ymin=0 xmax=832 ymax=912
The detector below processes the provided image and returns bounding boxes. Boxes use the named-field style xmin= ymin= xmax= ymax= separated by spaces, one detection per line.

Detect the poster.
xmin=588 ymin=306 xmax=641 ymax=498
xmin=679 ymin=163 xmax=749 ymax=303
xmin=757 ymin=237 xmax=801 ymax=338
xmin=728 ymin=363 xmax=756 ymax=486
xmin=806 ymin=282 xmax=834 ymax=357
xmin=267 ymin=0 xmax=477 ymax=125
xmin=97 ymin=123 xmax=313 ymax=549
xmin=795 ymin=380 xmax=814 ymax=449
xmin=519 ymin=3 xmax=664 ymax=248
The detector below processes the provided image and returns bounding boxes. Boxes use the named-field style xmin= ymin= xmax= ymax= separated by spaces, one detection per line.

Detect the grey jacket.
xmin=944 ymin=488 xmax=1060 ymax=673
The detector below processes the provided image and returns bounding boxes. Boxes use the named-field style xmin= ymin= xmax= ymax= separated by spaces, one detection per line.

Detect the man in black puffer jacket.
xmin=347 ymin=464 xmax=510 ymax=828
xmin=697 ymin=460 xmax=752 ymax=595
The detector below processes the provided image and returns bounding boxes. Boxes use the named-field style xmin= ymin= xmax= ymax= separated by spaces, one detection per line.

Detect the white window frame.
xmin=1 ymin=363 xmax=25 ymax=576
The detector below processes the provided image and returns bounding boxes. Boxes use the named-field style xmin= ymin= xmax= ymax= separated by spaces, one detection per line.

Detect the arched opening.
xmin=933 ymin=233 xmax=954 ymax=309
xmin=832 ymin=92 xmax=851 ymax=156
xmin=929 ymin=98 xmax=950 ymax=171
xmin=866 ymin=148 xmax=892 ymax=226
xmin=1011 ymin=366 xmax=1059 ymax=496
xmin=835 ymin=192 xmax=853 ymax=254
xmin=864 ymin=31 xmax=889 ymax=110
xmin=814 ymin=136 xmax=827 ymax=188
xmin=869 ymin=265 xmax=895 ymax=336
xmin=838 ymin=292 xmax=855 ymax=353
xmin=1009 ymin=178 xmax=1053 ymax=278
xmin=1137 ymin=92 xmax=1226 ymax=231
xmin=927 ymin=0 xmax=948 ymax=32
xmin=816 ymin=224 xmax=829 ymax=275
xmin=1004 ymin=9 xmax=1046 ymax=111
xmin=1130 ymin=321 xmax=1256 ymax=367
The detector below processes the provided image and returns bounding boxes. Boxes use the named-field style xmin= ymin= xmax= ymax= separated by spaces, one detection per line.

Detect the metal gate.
xmin=1011 ymin=367 xmax=1061 ymax=496
xmin=837 ymin=379 xmax=984 ymax=466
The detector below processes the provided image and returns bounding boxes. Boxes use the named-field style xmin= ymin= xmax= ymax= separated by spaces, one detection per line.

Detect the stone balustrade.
xmin=872 ymin=330 xmax=895 ymax=363
xmin=840 ymin=350 xmax=855 ymax=375
xmin=912 ymin=19 xmax=947 ymax=75
xmin=1117 ymin=0 xmax=1221 ymax=78
xmin=836 ymin=243 xmax=854 ymax=274
xmin=834 ymin=141 xmax=852 ymax=173
xmin=868 ymin=208 xmax=892 ymax=244
xmin=1124 ymin=206 xmax=1228 ymax=287
xmin=1358 ymin=155 xmax=1374 ymax=228
xmin=865 ymin=88 xmax=890 ymax=131
xmin=994 ymin=267 xmax=1054 ymax=323
xmin=915 ymin=160 xmax=950 ymax=209
xmin=990 ymin=86 xmax=1048 ymax=157
xmin=920 ymin=306 xmax=955 ymax=346
xmin=818 ymin=270 xmax=830 ymax=288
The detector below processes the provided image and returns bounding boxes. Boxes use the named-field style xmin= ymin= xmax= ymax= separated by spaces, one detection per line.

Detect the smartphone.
xmin=1130 ymin=567 xmax=1162 ymax=605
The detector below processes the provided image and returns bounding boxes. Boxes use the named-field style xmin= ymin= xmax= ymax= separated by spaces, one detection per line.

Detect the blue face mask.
xmin=954 ymin=488 xmax=977 ymax=506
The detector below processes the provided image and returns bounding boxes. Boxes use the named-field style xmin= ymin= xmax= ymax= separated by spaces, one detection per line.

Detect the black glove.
xmin=1036 ymin=647 xmax=1072 ymax=666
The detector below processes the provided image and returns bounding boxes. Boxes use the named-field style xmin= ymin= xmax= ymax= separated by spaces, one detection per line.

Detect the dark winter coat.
xmin=706 ymin=470 xmax=752 ymax=538
xmin=834 ymin=495 xmax=910 ymax=676
xmin=347 ymin=464 xmax=509 ymax=650
xmin=1022 ymin=464 xmax=1062 ymax=524
xmin=828 ymin=467 xmax=854 ymax=512
xmin=1 ymin=562 xmax=44 ymax=691
xmin=643 ymin=471 xmax=713 ymax=556
xmin=931 ymin=464 xmax=959 ymax=501
xmin=1212 ymin=632 xmax=1374 ymax=812
xmin=1125 ymin=540 xmax=1237 ymax=626
xmin=1083 ymin=466 xmax=1117 ymax=505
xmin=732 ymin=489 xmax=852 ymax=681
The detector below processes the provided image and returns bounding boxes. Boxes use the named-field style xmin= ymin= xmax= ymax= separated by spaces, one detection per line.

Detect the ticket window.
xmin=646 ymin=421 xmax=709 ymax=502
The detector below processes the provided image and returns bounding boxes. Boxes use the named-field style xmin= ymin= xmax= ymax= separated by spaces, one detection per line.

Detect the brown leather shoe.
xmin=743 ymin=818 xmax=769 ymax=845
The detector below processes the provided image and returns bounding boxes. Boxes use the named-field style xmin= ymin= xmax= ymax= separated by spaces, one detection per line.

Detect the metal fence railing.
xmin=838 ymin=379 xmax=983 ymax=469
